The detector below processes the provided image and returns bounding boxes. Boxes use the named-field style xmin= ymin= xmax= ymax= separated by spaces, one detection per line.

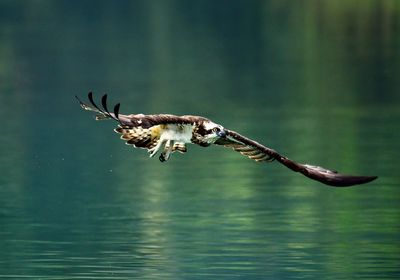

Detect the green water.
xmin=1 ymin=1 xmax=399 ymax=279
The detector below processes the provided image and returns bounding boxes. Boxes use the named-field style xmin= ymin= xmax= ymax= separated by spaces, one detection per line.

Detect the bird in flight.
xmin=76 ymin=92 xmax=377 ymax=187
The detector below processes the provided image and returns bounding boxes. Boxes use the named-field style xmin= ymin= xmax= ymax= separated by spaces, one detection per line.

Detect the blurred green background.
xmin=0 ymin=1 xmax=399 ymax=279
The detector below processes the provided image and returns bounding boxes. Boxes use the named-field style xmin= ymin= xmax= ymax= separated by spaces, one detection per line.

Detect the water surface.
xmin=0 ymin=1 xmax=399 ymax=279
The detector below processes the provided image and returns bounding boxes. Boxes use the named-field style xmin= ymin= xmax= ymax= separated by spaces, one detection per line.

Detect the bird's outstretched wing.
xmin=75 ymin=92 xmax=198 ymax=152
xmin=76 ymin=92 xmax=204 ymax=128
xmin=215 ymin=129 xmax=377 ymax=187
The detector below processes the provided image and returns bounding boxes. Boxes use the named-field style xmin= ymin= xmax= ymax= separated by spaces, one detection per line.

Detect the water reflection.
xmin=1 ymin=114 xmax=399 ymax=279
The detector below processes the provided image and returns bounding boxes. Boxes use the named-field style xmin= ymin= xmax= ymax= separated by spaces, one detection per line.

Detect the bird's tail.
xmin=76 ymin=92 xmax=128 ymax=125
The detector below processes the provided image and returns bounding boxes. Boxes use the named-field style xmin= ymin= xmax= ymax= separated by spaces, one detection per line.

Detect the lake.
xmin=0 ymin=1 xmax=399 ymax=279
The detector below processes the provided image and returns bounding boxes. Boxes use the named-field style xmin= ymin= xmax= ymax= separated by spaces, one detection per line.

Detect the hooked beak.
xmin=217 ymin=130 xmax=227 ymax=138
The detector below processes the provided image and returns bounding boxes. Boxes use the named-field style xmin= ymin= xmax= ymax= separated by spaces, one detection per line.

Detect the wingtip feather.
xmin=325 ymin=175 xmax=378 ymax=187
xmin=88 ymin=91 xmax=102 ymax=112
xmin=114 ymin=103 xmax=121 ymax=123
xmin=75 ymin=95 xmax=84 ymax=106
xmin=101 ymin=94 xmax=110 ymax=114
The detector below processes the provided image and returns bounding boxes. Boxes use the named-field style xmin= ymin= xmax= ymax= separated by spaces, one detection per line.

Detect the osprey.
xmin=76 ymin=92 xmax=377 ymax=187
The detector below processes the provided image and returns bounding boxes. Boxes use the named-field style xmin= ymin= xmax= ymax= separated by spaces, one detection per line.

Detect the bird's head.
xmin=197 ymin=121 xmax=227 ymax=144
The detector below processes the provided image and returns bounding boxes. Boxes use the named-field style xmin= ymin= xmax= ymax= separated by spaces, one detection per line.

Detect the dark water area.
xmin=0 ymin=1 xmax=399 ymax=279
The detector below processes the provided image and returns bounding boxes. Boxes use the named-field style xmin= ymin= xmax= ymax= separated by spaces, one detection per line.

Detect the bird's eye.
xmin=212 ymin=127 xmax=219 ymax=132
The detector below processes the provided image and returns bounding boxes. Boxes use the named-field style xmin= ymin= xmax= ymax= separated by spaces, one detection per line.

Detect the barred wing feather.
xmin=215 ymin=129 xmax=377 ymax=187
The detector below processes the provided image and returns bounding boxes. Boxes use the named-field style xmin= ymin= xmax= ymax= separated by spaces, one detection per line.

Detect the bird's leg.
xmin=159 ymin=140 xmax=174 ymax=162
xmin=148 ymin=139 xmax=166 ymax=158
xmin=172 ymin=142 xmax=187 ymax=153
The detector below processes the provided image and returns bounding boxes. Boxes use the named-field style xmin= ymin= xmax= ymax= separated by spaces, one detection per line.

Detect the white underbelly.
xmin=161 ymin=124 xmax=194 ymax=143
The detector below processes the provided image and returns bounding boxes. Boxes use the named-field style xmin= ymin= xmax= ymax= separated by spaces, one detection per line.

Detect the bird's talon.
xmin=159 ymin=154 xmax=166 ymax=162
